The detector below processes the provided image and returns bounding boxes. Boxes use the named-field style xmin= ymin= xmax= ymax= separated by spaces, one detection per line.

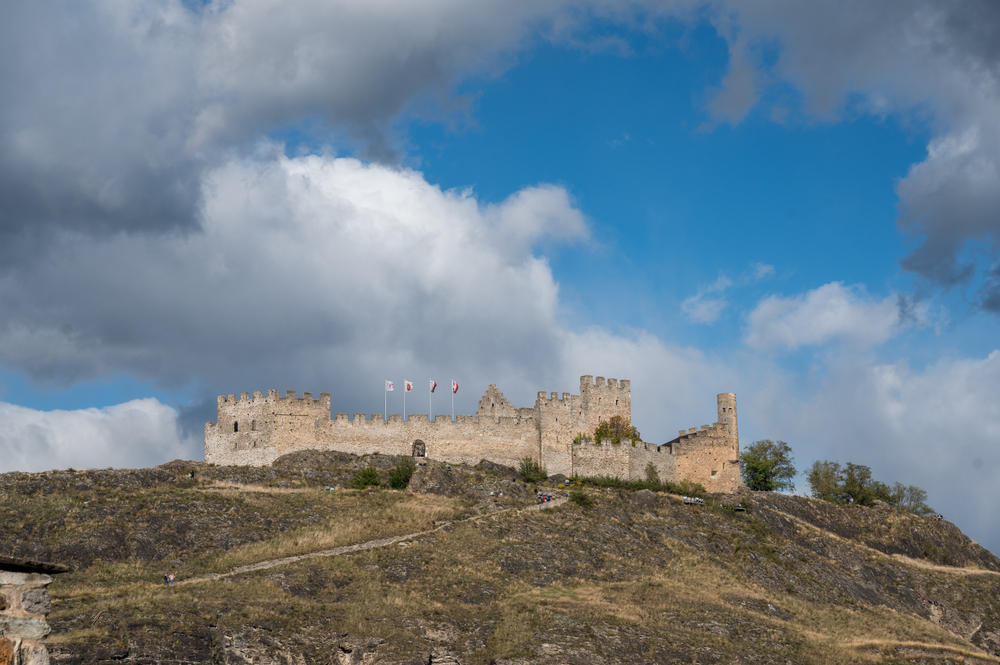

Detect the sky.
xmin=1 ymin=1 xmax=998 ymax=552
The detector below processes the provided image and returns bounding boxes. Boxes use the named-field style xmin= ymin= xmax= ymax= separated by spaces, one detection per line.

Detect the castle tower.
xmin=717 ymin=392 xmax=738 ymax=441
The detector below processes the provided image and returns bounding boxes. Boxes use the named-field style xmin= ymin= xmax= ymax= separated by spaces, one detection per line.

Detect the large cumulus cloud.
xmin=0 ymin=0 xmax=613 ymax=253
xmin=0 ymin=398 xmax=198 ymax=473
xmin=0 ymin=149 xmax=586 ymax=409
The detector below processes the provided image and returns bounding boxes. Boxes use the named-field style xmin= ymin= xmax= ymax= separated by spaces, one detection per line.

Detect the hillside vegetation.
xmin=1 ymin=450 xmax=998 ymax=664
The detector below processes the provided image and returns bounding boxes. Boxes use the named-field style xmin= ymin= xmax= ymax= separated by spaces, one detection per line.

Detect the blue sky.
xmin=1 ymin=1 xmax=998 ymax=552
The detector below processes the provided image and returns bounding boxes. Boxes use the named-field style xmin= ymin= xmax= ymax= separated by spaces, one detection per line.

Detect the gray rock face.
xmin=21 ymin=589 xmax=51 ymax=615
xmin=627 ymin=488 xmax=659 ymax=510
xmin=0 ymin=615 xmax=50 ymax=639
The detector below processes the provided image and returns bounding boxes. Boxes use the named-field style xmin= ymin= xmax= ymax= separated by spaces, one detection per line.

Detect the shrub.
xmin=669 ymin=479 xmax=707 ymax=498
xmin=349 ymin=467 xmax=380 ymax=489
xmin=574 ymin=474 xmax=706 ymax=498
xmin=569 ymin=489 xmax=593 ymax=509
xmin=387 ymin=458 xmax=416 ymax=489
xmin=593 ymin=415 xmax=641 ymax=445
xmin=644 ymin=462 xmax=661 ymax=486
xmin=518 ymin=457 xmax=547 ymax=483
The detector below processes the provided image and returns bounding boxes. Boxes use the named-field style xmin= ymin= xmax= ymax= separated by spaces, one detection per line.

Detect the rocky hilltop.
xmin=2 ymin=451 xmax=998 ymax=664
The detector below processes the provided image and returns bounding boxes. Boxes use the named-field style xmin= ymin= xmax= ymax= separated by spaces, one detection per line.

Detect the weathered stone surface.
xmin=0 ymin=638 xmax=14 ymax=665
xmin=21 ymin=589 xmax=50 ymax=615
xmin=21 ymin=643 xmax=50 ymax=665
xmin=0 ymin=572 xmax=51 ymax=586
xmin=0 ymin=615 xmax=49 ymax=639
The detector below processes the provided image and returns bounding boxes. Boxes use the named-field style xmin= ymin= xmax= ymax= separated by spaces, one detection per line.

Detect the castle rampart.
xmin=205 ymin=377 xmax=741 ymax=492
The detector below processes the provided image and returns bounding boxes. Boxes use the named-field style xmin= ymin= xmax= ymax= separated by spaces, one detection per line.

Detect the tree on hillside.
xmin=739 ymin=440 xmax=797 ymax=491
xmin=891 ymin=482 xmax=935 ymax=515
xmin=807 ymin=460 xmax=844 ymax=503
xmin=807 ymin=459 xmax=934 ymax=514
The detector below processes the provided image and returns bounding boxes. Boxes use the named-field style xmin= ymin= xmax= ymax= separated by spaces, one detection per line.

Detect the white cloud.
xmin=681 ymin=264 xmax=776 ymax=324
xmin=751 ymin=262 xmax=775 ymax=280
xmin=0 ymin=150 xmax=581 ymax=410
xmin=682 ymin=295 xmax=729 ymax=324
xmin=0 ymin=0 xmax=612 ymax=242
xmin=0 ymin=399 xmax=198 ymax=473
xmin=681 ymin=275 xmax=733 ymax=324
xmin=746 ymin=282 xmax=925 ymax=351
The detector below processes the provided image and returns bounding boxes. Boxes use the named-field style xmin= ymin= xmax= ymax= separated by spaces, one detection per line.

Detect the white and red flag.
xmin=405 ymin=380 xmax=413 ymax=392
xmin=451 ymin=380 xmax=459 ymax=394
xmin=385 ymin=380 xmax=394 ymax=392
xmin=429 ymin=379 xmax=437 ymax=392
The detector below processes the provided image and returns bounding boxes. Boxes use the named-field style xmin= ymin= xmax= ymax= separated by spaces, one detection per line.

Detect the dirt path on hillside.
xmin=174 ymin=497 xmax=568 ymax=587
xmin=768 ymin=507 xmax=1000 ymax=577
xmin=838 ymin=638 xmax=1000 ymax=663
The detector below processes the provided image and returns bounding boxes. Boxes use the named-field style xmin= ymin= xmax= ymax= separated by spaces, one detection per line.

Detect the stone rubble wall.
xmin=0 ymin=570 xmax=54 ymax=665
xmin=628 ymin=442 xmax=677 ymax=482
xmin=670 ymin=423 xmax=741 ymax=493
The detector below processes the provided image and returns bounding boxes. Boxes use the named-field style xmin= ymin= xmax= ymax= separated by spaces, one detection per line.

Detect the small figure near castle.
xmin=205 ymin=376 xmax=741 ymax=492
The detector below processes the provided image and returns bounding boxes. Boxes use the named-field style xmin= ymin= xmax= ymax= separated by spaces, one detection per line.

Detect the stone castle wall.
xmin=1 ymin=558 xmax=67 ymax=665
xmin=205 ymin=376 xmax=742 ymax=492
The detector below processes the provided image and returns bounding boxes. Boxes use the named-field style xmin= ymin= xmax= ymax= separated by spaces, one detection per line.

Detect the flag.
xmin=451 ymin=380 xmax=459 ymax=394
xmin=385 ymin=380 xmax=393 ymax=392
xmin=429 ymin=379 xmax=437 ymax=393
xmin=405 ymin=380 xmax=413 ymax=392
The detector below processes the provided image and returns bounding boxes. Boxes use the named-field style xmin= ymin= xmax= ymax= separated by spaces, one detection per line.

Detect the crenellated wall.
xmin=205 ymin=377 xmax=741 ymax=492
xmin=662 ymin=394 xmax=741 ymax=493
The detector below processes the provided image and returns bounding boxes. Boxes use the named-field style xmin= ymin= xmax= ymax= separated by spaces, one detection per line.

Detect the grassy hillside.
xmin=2 ymin=451 xmax=999 ymax=664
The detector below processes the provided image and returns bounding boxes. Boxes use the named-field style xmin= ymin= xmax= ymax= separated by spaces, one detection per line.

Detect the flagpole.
xmin=451 ymin=382 xmax=455 ymax=420
xmin=403 ymin=385 xmax=407 ymax=420
xmin=384 ymin=382 xmax=387 ymax=421
xmin=429 ymin=379 xmax=432 ymax=420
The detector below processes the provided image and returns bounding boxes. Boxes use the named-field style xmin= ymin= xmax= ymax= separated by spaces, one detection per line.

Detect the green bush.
xmin=739 ymin=440 xmax=797 ymax=491
xmin=593 ymin=415 xmax=641 ymax=445
xmin=349 ymin=466 xmax=381 ymax=489
xmin=575 ymin=474 xmax=706 ymax=498
xmin=644 ymin=462 xmax=661 ymax=486
xmin=569 ymin=489 xmax=593 ymax=509
xmin=518 ymin=457 xmax=547 ymax=483
xmin=387 ymin=458 xmax=416 ymax=489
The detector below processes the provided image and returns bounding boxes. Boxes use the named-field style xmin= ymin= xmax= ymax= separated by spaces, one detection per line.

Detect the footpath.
xmin=175 ymin=496 xmax=567 ymax=587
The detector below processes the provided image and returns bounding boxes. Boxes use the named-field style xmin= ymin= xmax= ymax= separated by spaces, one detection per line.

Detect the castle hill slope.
xmin=1 ymin=451 xmax=999 ymax=664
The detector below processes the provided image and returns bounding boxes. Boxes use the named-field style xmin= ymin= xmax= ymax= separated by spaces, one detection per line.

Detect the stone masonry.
xmin=205 ymin=376 xmax=742 ymax=493
xmin=0 ymin=557 xmax=69 ymax=665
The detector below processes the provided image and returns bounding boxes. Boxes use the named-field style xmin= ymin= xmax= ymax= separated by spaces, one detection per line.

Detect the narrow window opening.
xmin=233 ymin=421 xmax=238 ymax=432
xmin=251 ymin=420 xmax=256 ymax=431
xmin=711 ymin=469 xmax=717 ymax=477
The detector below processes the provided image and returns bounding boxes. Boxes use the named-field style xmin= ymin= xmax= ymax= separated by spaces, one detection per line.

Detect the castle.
xmin=205 ymin=376 xmax=742 ymax=493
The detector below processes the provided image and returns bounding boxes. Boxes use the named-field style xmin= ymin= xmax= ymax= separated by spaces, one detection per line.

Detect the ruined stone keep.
xmin=205 ymin=376 xmax=742 ymax=493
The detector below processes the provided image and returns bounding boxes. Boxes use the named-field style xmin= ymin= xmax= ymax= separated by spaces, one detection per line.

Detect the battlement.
xmin=579 ymin=375 xmax=630 ymax=393
xmin=216 ymin=389 xmax=331 ymax=407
